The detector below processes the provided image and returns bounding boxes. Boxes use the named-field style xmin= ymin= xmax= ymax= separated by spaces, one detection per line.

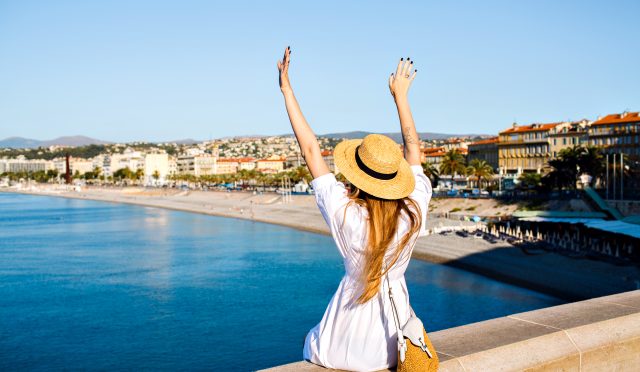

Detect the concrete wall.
xmin=261 ymin=290 xmax=640 ymax=372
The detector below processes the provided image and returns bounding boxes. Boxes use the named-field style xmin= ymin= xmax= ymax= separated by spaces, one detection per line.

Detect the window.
xmin=563 ymin=138 xmax=566 ymax=145
xmin=553 ymin=139 xmax=557 ymax=145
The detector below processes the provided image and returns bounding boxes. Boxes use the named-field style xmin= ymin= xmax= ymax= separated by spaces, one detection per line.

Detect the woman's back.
xmin=303 ymin=165 xmax=432 ymax=371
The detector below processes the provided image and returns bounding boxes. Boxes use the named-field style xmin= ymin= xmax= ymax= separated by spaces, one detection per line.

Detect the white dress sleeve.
xmin=408 ymin=165 xmax=433 ymax=236
xmin=310 ymin=172 xmax=351 ymax=257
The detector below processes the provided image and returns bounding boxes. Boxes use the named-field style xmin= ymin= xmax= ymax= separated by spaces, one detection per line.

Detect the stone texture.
xmin=593 ymin=289 xmax=640 ymax=309
xmin=455 ymin=331 xmax=579 ymax=372
xmin=430 ymin=316 xmax=558 ymax=357
xmin=508 ymin=296 xmax=639 ymax=330
xmin=566 ymin=313 xmax=640 ymax=372
xmin=262 ymin=291 xmax=640 ymax=372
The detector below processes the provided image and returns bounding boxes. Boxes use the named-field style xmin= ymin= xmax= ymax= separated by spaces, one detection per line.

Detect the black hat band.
xmin=355 ymin=145 xmax=398 ymax=180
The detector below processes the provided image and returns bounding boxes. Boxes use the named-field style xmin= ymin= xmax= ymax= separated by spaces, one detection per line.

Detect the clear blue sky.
xmin=1 ymin=0 xmax=638 ymax=142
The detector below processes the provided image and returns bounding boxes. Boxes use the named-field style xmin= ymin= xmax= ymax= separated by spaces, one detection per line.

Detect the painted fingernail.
xmin=410 ymin=61 xmax=413 ymax=64
xmin=407 ymin=57 xmax=410 ymax=60
xmin=415 ymin=69 xmax=418 ymax=72
xmin=401 ymin=58 xmax=403 ymax=61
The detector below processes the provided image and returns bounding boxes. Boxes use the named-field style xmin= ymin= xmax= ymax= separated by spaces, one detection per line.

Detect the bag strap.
xmin=384 ymin=265 xmax=407 ymax=362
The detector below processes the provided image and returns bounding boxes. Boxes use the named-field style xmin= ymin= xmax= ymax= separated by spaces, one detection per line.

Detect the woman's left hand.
xmin=389 ymin=57 xmax=417 ymax=100
xmin=277 ymin=46 xmax=292 ymax=92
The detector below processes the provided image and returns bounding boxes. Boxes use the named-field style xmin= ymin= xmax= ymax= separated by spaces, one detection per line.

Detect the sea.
xmin=0 ymin=192 xmax=564 ymax=371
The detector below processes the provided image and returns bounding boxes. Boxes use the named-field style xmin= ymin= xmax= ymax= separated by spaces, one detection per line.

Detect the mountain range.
xmin=0 ymin=131 xmax=491 ymax=149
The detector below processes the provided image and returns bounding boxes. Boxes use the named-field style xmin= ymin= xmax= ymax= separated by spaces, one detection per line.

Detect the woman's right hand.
xmin=388 ymin=58 xmax=417 ymax=100
xmin=277 ymin=46 xmax=292 ymax=93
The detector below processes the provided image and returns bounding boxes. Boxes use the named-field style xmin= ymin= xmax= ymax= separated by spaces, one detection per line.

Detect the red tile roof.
xmin=469 ymin=137 xmax=499 ymax=146
xmin=321 ymin=150 xmax=333 ymax=156
xmin=423 ymin=146 xmax=444 ymax=154
xmin=425 ymin=151 xmax=446 ymax=157
xmin=257 ymin=157 xmax=285 ymax=162
xmin=499 ymin=122 xmax=561 ymax=134
xmin=591 ymin=112 xmax=640 ymax=126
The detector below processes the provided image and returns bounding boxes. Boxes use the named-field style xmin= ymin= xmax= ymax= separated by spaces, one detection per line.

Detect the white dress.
xmin=303 ymin=165 xmax=433 ymax=371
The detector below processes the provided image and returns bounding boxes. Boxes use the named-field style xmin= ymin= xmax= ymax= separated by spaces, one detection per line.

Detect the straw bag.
xmin=385 ymin=273 xmax=439 ymax=372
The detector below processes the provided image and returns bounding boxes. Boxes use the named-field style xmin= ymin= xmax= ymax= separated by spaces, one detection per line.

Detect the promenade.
xmin=4 ymin=185 xmax=639 ymax=301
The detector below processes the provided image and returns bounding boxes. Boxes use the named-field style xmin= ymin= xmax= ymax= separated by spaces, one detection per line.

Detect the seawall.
xmin=260 ymin=290 xmax=640 ymax=371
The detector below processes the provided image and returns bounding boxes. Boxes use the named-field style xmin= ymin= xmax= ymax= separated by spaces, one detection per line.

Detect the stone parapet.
xmin=260 ymin=290 xmax=640 ymax=371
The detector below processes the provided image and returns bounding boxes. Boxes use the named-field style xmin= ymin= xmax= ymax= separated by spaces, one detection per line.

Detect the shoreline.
xmin=3 ymin=186 xmax=638 ymax=301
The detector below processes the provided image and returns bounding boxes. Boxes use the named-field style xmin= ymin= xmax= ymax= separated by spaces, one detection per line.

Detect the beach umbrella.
xmin=472 ymin=215 xmax=481 ymax=223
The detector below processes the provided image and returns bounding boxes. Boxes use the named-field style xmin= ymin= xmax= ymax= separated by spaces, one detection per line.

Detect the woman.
xmin=277 ymin=46 xmax=432 ymax=371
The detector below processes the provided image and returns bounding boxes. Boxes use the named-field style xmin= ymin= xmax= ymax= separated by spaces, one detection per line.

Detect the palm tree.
xmin=289 ymin=166 xmax=311 ymax=183
xmin=542 ymin=145 xmax=580 ymax=190
xmin=421 ymin=162 xmax=440 ymax=185
xmin=439 ymin=149 xmax=467 ymax=177
xmin=518 ymin=172 xmax=542 ymax=190
xmin=466 ymin=159 xmax=494 ymax=188
xmin=576 ymin=146 xmax=604 ymax=184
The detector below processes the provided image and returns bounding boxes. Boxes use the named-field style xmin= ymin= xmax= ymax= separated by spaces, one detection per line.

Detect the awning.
xmin=518 ymin=217 xmax=640 ymax=239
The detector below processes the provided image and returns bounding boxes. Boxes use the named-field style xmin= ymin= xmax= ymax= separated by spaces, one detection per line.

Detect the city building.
xmin=256 ymin=155 xmax=285 ymax=173
xmin=177 ymin=153 xmax=217 ymax=177
xmin=467 ymin=137 xmax=499 ymax=170
xmin=548 ymin=120 xmax=590 ymax=158
xmin=441 ymin=138 xmax=470 ymax=152
xmin=105 ymin=148 xmax=145 ymax=177
xmin=0 ymin=156 xmax=54 ymax=173
xmin=589 ymin=112 xmax=640 ymax=156
xmin=321 ymin=150 xmax=335 ymax=173
xmin=498 ymin=122 xmax=560 ymax=176
xmin=216 ymin=158 xmax=239 ymax=174
xmin=422 ymin=147 xmax=447 ymax=170
xmin=238 ymin=157 xmax=257 ymax=171
xmin=285 ymin=153 xmax=305 ymax=169
xmin=69 ymin=158 xmax=94 ymax=175
xmin=143 ymin=153 xmax=169 ymax=185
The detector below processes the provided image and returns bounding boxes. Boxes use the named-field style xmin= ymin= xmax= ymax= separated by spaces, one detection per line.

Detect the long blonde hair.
xmin=345 ymin=185 xmax=422 ymax=304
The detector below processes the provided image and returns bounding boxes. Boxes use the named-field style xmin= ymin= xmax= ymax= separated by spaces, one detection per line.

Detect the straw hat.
xmin=334 ymin=134 xmax=415 ymax=200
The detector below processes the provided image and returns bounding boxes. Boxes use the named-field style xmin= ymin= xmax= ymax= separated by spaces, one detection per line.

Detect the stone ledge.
xmin=260 ymin=290 xmax=640 ymax=371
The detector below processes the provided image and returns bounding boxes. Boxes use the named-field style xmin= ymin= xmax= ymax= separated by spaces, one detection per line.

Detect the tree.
xmin=134 ymin=168 xmax=144 ymax=181
xmin=466 ymin=159 xmax=494 ymax=188
xmin=439 ymin=149 xmax=467 ymax=177
xmin=421 ymin=162 xmax=440 ymax=185
xmin=152 ymin=170 xmax=160 ymax=181
xmin=113 ymin=167 xmax=134 ymax=182
xmin=518 ymin=173 xmax=542 ymax=190
xmin=289 ymin=166 xmax=311 ymax=183
xmin=542 ymin=145 xmax=606 ymax=191
xmin=576 ymin=146 xmax=604 ymax=181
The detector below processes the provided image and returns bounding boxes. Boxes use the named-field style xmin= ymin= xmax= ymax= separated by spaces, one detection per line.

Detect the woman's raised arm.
xmin=388 ymin=58 xmax=421 ymax=166
xmin=278 ymin=46 xmax=330 ymax=179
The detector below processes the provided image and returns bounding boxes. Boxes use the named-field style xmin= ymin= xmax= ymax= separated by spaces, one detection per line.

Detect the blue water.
xmin=0 ymin=193 xmax=563 ymax=371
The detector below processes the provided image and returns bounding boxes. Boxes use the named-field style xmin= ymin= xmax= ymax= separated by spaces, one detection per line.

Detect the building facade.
xmin=256 ymin=155 xmax=285 ymax=173
xmin=467 ymin=137 xmax=499 ymax=170
xmin=143 ymin=153 xmax=170 ymax=185
xmin=498 ymin=122 xmax=559 ymax=176
xmin=588 ymin=112 xmax=640 ymax=156
xmin=0 ymin=156 xmax=54 ymax=173
xmin=548 ymin=120 xmax=590 ymax=158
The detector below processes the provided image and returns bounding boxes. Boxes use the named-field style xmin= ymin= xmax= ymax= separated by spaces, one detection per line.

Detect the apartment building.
xmin=321 ymin=150 xmax=336 ymax=173
xmin=467 ymin=137 xmax=499 ymax=170
xmin=498 ymin=122 xmax=559 ymax=176
xmin=422 ymin=147 xmax=446 ymax=170
xmin=256 ymin=155 xmax=285 ymax=173
xmin=0 ymin=156 xmax=54 ymax=173
xmin=588 ymin=112 xmax=640 ymax=156
xmin=177 ymin=153 xmax=217 ymax=177
xmin=548 ymin=120 xmax=590 ymax=158
xmin=143 ymin=153 xmax=170 ymax=185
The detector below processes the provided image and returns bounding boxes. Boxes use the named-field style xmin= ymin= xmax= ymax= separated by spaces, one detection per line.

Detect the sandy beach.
xmin=3 ymin=184 xmax=638 ymax=300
